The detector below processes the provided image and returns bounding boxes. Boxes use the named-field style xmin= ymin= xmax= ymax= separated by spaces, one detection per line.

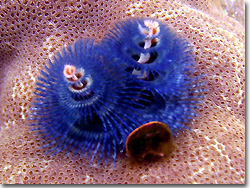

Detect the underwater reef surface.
xmin=0 ymin=0 xmax=245 ymax=184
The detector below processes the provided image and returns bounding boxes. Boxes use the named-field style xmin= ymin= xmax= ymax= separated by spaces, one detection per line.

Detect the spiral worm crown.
xmin=30 ymin=39 xmax=145 ymax=165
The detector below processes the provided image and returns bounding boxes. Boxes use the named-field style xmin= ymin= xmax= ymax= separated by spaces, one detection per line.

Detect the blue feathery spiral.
xmin=101 ymin=18 xmax=204 ymax=134
xmin=30 ymin=39 xmax=145 ymax=165
xmin=101 ymin=18 xmax=177 ymax=80
xmin=30 ymin=18 xmax=204 ymax=165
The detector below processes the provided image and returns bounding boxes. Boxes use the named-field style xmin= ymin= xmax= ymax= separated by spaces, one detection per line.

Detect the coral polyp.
xmin=30 ymin=39 xmax=144 ymax=165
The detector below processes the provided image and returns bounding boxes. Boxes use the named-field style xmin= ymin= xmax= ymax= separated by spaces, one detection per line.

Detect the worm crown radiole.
xmin=30 ymin=18 xmax=205 ymax=165
xmin=30 ymin=39 xmax=146 ymax=165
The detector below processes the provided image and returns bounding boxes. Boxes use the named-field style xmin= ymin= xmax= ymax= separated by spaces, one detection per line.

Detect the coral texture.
xmin=0 ymin=0 xmax=245 ymax=184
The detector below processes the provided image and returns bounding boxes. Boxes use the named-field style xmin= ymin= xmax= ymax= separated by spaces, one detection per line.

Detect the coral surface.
xmin=0 ymin=0 xmax=245 ymax=184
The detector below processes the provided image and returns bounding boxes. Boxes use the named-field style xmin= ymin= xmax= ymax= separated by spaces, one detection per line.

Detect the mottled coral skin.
xmin=0 ymin=0 xmax=245 ymax=184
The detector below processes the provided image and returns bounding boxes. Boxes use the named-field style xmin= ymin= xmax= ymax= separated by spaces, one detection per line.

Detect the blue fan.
xmin=29 ymin=18 xmax=205 ymax=165
xmin=29 ymin=39 xmax=145 ymax=165
xmin=101 ymin=18 xmax=205 ymax=134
